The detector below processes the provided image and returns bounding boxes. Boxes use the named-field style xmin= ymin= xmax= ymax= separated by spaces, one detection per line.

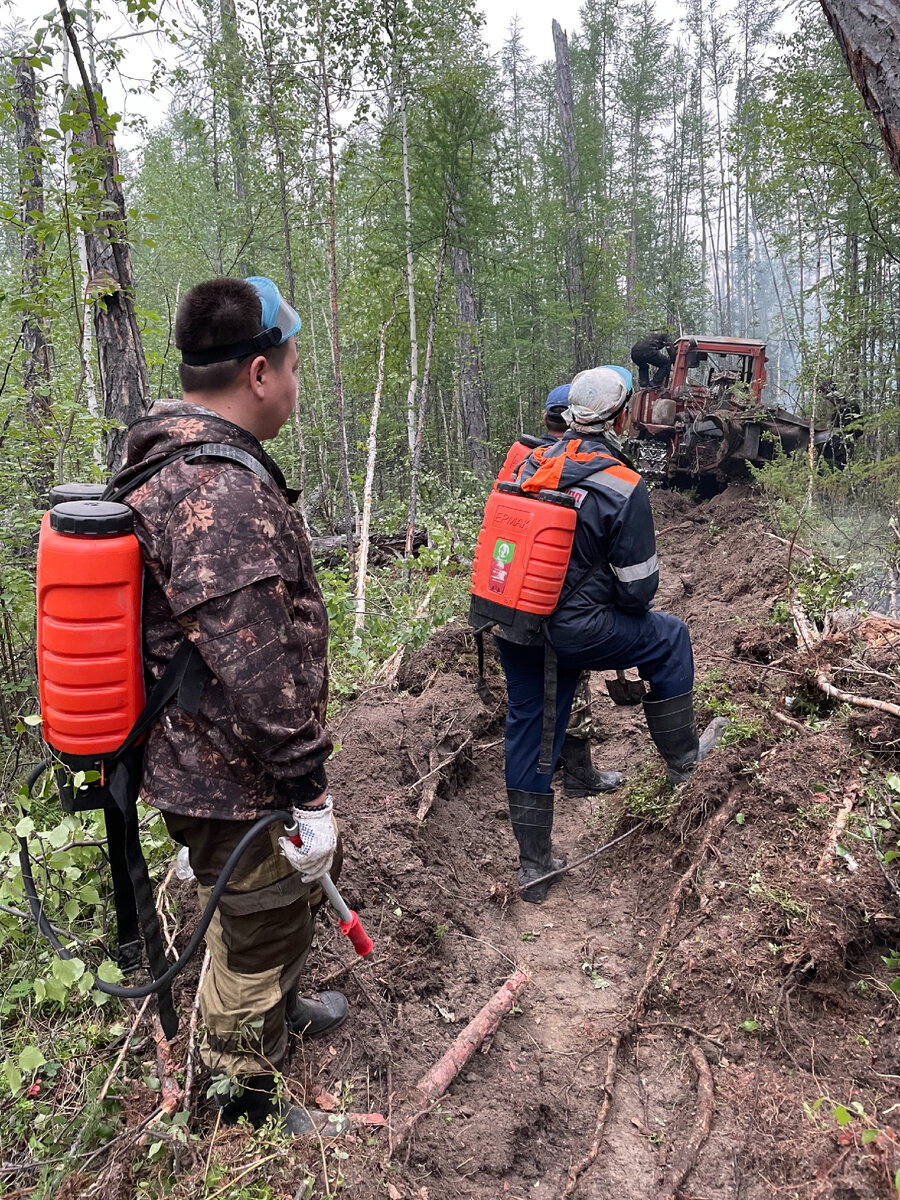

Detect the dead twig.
xmin=97 ymin=995 xmax=153 ymax=1103
xmin=517 ymin=823 xmax=645 ymax=893
xmin=408 ymin=734 xmax=473 ymax=793
xmin=656 ymin=1042 xmax=714 ymax=1200
xmin=390 ymin=969 xmax=529 ymax=1155
xmin=182 ymin=949 xmax=210 ymax=1113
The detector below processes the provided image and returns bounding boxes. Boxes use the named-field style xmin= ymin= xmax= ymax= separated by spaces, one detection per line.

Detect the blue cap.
xmin=546 ymin=384 xmax=570 ymax=414
xmin=245 ymin=276 xmax=302 ymax=342
xmin=601 ymin=365 xmax=633 ymax=394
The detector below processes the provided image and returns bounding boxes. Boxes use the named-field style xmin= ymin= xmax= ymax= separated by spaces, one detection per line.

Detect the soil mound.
xmin=181 ymin=486 xmax=899 ymax=1200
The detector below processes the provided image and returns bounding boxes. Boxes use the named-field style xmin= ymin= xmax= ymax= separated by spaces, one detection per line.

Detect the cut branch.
xmin=391 ymin=969 xmax=529 ymax=1153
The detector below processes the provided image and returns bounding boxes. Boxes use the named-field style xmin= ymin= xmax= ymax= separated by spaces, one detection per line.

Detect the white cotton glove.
xmin=278 ymin=798 xmax=338 ymax=882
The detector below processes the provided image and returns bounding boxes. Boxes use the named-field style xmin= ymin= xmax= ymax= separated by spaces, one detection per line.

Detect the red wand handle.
xmin=284 ymin=821 xmax=373 ymax=958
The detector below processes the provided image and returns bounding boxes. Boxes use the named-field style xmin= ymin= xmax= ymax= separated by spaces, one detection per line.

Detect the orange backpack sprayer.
xmin=469 ymin=481 xmax=577 ymax=644
xmin=469 ymin=479 xmax=580 ymax=776
xmin=22 ymin=446 xmax=372 ymax=1038
xmin=37 ymin=500 xmax=144 ymax=763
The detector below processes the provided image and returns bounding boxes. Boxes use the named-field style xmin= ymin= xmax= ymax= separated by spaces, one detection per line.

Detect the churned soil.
xmin=174 ymin=487 xmax=900 ymax=1199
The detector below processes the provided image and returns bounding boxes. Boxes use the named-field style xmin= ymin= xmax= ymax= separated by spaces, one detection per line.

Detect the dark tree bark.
xmin=406 ymin=202 xmax=451 ymax=558
xmin=450 ymin=220 xmax=491 ymax=480
xmin=60 ymin=0 xmax=150 ymax=470
xmin=552 ymin=19 xmax=594 ymax=372
xmin=819 ymin=1 xmax=900 ymax=181
xmin=14 ymin=59 xmax=51 ymax=426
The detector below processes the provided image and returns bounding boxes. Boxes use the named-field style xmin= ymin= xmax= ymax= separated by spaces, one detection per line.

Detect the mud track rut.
xmin=293 ymin=487 xmax=900 ymax=1200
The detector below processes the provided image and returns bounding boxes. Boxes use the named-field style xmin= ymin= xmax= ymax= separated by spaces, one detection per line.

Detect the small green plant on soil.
xmin=804 ymin=1094 xmax=900 ymax=1186
xmin=748 ymin=872 xmax=811 ymax=926
xmin=580 ymin=961 xmax=611 ymax=990
xmin=621 ymin=760 xmax=678 ymax=824
xmin=694 ymin=667 xmax=762 ymax=747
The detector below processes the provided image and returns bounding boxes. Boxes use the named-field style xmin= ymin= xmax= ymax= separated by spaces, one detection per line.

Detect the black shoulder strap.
xmin=104 ymin=441 xmax=278 ymax=504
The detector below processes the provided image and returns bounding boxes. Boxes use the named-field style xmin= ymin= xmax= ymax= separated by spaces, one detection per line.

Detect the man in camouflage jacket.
xmin=110 ymin=276 xmax=348 ymax=1137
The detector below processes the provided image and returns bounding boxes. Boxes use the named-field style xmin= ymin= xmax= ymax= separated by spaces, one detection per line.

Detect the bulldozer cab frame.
xmin=626 ymin=335 xmax=831 ymax=485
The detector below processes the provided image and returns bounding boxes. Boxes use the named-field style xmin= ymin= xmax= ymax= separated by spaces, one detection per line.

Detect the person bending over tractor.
xmin=108 ymin=277 xmax=348 ymax=1136
xmin=631 ymin=329 xmax=675 ymax=390
xmin=499 ymin=384 xmax=624 ymax=799
xmin=496 ymin=366 xmax=728 ymax=903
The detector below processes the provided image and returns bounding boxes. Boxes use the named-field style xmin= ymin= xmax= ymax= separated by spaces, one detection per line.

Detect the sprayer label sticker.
xmin=567 ymin=487 xmax=588 ymax=509
xmin=489 ymin=539 xmax=515 ymax=594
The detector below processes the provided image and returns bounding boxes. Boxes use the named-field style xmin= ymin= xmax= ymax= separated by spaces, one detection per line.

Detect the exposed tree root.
xmin=152 ymin=1011 xmax=182 ymax=1118
xmin=813 ymin=671 xmax=900 ymax=719
xmin=561 ymin=788 xmax=742 ymax=1199
xmin=771 ymin=708 xmax=818 ymax=735
xmin=656 ymin=1042 xmax=714 ymax=1200
xmin=390 ymin=969 xmax=529 ymax=1155
xmin=816 ymin=790 xmax=856 ymax=873
xmin=789 ymin=597 xmax=900 ymax=719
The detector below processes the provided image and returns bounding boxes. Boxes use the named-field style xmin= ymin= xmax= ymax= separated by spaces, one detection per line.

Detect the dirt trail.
xmin=267 ymin=488 xmax=899 ymax=1199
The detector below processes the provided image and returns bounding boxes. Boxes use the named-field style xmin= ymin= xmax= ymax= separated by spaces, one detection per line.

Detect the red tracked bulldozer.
xmin=626 ymin=335 xmax=834 ymax=485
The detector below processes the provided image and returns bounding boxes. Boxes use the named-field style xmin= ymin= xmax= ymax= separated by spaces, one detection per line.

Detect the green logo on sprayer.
xmin=489 ymin=539 xmax=515 ymax=594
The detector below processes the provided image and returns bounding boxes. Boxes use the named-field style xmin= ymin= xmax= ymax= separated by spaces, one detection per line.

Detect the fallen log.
xmin=390 ymin=969 xmax=529 ymax=1154
xmin=311 ymin=530 xmax=427 ymax=564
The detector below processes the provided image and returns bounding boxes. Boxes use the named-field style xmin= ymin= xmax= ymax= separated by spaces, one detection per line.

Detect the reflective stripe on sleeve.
xmin=610 ymin=553 xmax=659 ymax=582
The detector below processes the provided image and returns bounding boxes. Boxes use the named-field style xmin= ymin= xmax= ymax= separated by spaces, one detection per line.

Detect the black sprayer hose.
xmin=18 ymin=759 xmax=293 ymax=999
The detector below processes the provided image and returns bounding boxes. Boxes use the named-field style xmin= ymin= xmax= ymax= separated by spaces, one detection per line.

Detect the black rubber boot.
xmin=217 ymin=1073 xmax=350 ymax=1136
xmin=560 ymin=735 xmax=624 ymax=797
xmin=643 ymin=692 xmax=730 ymax=785
xmin=286 ymin=990 xmax=348 ymax=1039
xmin=508 ymin=790 xmax=566 ymax=904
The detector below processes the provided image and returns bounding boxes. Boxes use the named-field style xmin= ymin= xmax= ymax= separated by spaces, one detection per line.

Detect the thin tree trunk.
xmin=318 ymin=5 xmax=355 ymax=578
xmin=406 ymin=203 xmax=451 ymax=558
xmin=255 ymin=0 xmax=295 ymax=305
xmin=14 ymin=60 xmax=51 ymax=430
xmin=450 ymin=212 xmax=490 ymax=479
xmin=219 ymin=0 xmax=248 ymax=199
xmin=60 ymin=36 xmax=101 ymax=465
xmin=400 ymin=91 xmax=419 ymax=456
xmin=552 ymin=19 xmax=593 ymax=371
xmin=59 ymin=0 xmax=150 ymax=470
xmin=355 ymin=301 xmax=397 ymax=633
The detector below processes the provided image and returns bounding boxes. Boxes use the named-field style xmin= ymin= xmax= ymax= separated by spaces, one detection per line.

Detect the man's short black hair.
xmin=545 ymin=410 xmax=567 ymax=433
xmin=176 ymin=277 xmax=288 ymax=393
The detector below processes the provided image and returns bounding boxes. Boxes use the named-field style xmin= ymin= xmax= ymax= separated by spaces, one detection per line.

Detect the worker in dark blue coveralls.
xmin=499 ymin=385 xmax=624 ymax=798
xmin=497 ymin=366 xmax=728 ymax=903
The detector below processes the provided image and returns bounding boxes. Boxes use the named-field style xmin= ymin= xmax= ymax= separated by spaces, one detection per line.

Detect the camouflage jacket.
xmin=109 ymin=402 xmax=331 ymax=821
